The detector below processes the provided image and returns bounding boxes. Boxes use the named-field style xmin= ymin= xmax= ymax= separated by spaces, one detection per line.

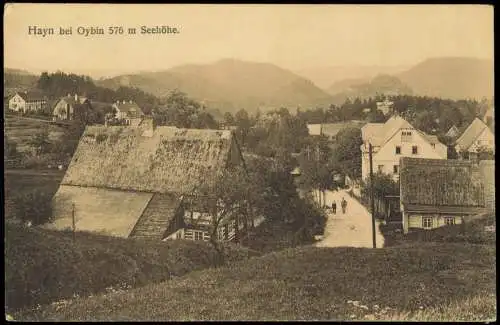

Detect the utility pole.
xmin=369 ymin=143 xmax=377 ymax=249
xmin=72 ymin=203 xmax=76 ymax=243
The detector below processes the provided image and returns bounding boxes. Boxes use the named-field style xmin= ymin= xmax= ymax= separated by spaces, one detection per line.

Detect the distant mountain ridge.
xmin=97 ymin=59 xmax=333 ymax=113
xmin=322 ymin=57 xmax=493 ymax=103
xmin=5 ymin=56 xmax=494 ymax=111
xmin=297 ymin=65 xmax=409 ymax=89
xmin=397 ymin=57 xmax=493 ymax=100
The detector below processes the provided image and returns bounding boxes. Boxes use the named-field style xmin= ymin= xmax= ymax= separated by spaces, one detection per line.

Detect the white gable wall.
xmin=369 ymin=129 xmax=445 ymax=181
xmin=467 ymin=128 xmax=495 ymax=153
xmin=8 ymin=94 xmax=26 ymax=112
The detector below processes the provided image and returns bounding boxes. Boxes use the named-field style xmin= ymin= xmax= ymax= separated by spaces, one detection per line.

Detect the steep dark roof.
xmin=400 ymin=157 xmax=486 ymax=213
xmin=16 ymin=91 xmax=46 ymax=102
xmin=113 ymin=101 xmax=144 ymax=117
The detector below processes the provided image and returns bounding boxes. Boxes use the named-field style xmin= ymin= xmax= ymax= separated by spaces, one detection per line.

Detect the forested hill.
xmin=34 ymin=72 xmax=160 ymax=114
xmin=97 ymin=59 xmax=334 ymax=114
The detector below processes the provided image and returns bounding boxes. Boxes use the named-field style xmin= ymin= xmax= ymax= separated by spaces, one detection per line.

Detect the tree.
xmin=153 ymin=90 xmax=216 ymax=129
xmin=361 ymin=172 xmax=399 ymax=217
xmin=4 ymin=135 xmax=18 ymax=160
xmin=330 ymin=127 xmax=363 ymax=179
xmin=234 ymin=109 xmax=252 ymax=146
xmin=193 ymin=167 xmax=256 ymax=266
xmin=297 ymin=136 xmax=336 ymax=207
xmin=223 ymin=112 xmax=235 ymax=126
xmin=27 ymin=128 xmax=51 ymax=156
xmin=367 ymin=109 xmax=386 ymax=123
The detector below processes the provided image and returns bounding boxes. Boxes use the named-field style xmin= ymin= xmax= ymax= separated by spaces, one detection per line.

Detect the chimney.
xmin=129 ymin=100 xmax=133 ymax=104
xmin=67 ymin=93 xmax=71 ymax=98
xmin=74 ymin=94 xmax=78 ymax=102
xmin=123 ymin=100 xmax=126 ymax=104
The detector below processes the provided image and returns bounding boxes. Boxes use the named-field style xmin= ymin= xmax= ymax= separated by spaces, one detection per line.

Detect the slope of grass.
xmin=15 ymin=242 xmax=495 ymax=321
xmin=4 ymin=115 xmax=65 ymax=153
xmin=372 ymin=294 xmax=496 ymax=321
xmin=5 ymin=223 xmax=259 ymax=313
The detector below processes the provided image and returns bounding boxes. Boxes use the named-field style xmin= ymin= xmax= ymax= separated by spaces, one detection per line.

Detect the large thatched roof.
xmin=400 ymin=157 xmax=486 ymax=213
xmin=61 ymin=125 xmax=236 ymax=194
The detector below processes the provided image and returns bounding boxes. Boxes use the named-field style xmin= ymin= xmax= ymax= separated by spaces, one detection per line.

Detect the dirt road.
xmin=314 ymin=189 xmax=385 ymax=248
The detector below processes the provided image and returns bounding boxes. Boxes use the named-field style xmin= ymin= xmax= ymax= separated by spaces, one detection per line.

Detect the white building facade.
xmin=361 ymin=115 xmax=447 ymax=181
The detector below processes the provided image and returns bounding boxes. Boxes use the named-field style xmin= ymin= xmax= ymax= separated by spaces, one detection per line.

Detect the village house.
xmin=445 ymin=125 xmax=461 ymax=139
xmin=8 ymin=91 xmax=47 ymax=113
xmin=454 ymin=117 xmax=495 ymax=160
xmin=399 ymin=157 xmax=489 ymax=234
xmin=112 ymin=100 xmax=144 ymax=125
xmin=376 ymin=98 xmax=394 ymax=115
xmin=360 ymin=115 xmax=447 ymax=181
xmin=52 ymin=94 xmax=92 ymax=121
xmin=49 ymin=119 xmax=255 ymax=243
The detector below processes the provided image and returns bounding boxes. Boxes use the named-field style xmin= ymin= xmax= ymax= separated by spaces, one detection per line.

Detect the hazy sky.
xmin=4 ymin=4 xmax=494 ymax=78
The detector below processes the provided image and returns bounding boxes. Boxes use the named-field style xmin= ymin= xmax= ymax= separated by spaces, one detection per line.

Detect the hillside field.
xmin=4 ymin=115 xmax=66 ymax=153
xmin=13 ymin=242 xmax=496 ymax=321
xmin=5 ymin=222 xmax=259 ymax=313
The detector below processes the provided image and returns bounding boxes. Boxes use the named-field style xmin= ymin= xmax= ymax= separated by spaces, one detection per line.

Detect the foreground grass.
xmin=5 ymin=223 xmax=259 ymax=313
xmin=374 ymin=294 xmax=496 ymax=321
xmin=15 ymin=242 xmax=496 ymax=321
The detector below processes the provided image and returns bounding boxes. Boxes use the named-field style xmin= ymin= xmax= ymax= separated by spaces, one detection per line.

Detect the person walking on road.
xmin=332 ymin=201 xmax=337 ymax=214
xmin=341 ymin=197 xmax=348 ymax=214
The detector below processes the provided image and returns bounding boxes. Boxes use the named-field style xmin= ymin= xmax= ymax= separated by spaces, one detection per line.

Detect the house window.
xmin=444 ymin=217 xmax=455 ymax=226
xmin=194 ymin=231 xmax=204 ymax=241
xmin=176 ymin=231 xmax=182 ymax=239
xmin=401 ymin=131 xmax=413 ymax=142
xmin=393 ymin=165 xmax=399 ymax=174
xmin=377 ymin=165 xmax=384 ymax=173
xmin=431 ymin=144 xmax=435 ymax=148
xmin=395 ymin=146 xmax=401 ymax=155
xmin=412 ymin=146 xmax=418 ymax=155
xmin=422 ymin=217 xmax=433 ymax=229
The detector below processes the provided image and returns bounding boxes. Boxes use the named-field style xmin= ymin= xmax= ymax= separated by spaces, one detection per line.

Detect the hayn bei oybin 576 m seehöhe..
xmin=28 ymin=25 xmax=180 ymax=37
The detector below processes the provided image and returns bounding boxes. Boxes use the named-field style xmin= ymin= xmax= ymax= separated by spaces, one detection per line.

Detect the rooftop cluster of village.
xmin=5 ymin=90 xmax=495 ymax=243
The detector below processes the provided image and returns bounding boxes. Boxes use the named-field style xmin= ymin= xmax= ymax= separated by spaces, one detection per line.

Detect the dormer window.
xmin=395 ymin=146 xmax=401 ymax=155
xmin=401 ymin=131 xmax=413 ymax=142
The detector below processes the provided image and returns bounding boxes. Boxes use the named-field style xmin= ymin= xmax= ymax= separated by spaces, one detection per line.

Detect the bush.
xmin=17 ymin=153 xmax=65 ymax=169
xmin=5 ymin=223 xmax=259 ymax=313
xmin=9 ymin=188 xmax=53 ymax=225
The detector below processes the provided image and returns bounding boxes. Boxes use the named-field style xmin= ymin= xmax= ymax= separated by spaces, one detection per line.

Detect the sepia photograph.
xmin=3 ymin=3 xmax=495 ymax=321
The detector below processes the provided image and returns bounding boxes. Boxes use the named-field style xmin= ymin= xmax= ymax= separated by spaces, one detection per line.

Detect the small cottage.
xmin=399 ymin=157 xmax=487 ymax=234
xmin=454 ymin=118 xmax=495 ymax=160
xmin=49 ymin=120 xmax=250 ymax=242
xmin=9 ymin=91 xmax=47 ymax=113
xmin=112 ymin=100 xmax=144 ymax=125
xmin=52 ymin=94 xmax=92 ymax=121
xmin=445 ymin=125 xmax=460 ymax=139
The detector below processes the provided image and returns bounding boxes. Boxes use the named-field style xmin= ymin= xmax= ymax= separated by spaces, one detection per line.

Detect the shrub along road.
xmin=314 ymin=190 xmax=385 ymax=248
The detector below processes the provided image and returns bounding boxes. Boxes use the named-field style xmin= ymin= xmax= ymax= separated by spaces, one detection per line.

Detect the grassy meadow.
xmin=13 ymin=242 xmax=496 ymax=321
xmin=4 ymin=114 xmax=65 ymax=153
xmin=5 ymin=222 xmax=260 ymax=313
